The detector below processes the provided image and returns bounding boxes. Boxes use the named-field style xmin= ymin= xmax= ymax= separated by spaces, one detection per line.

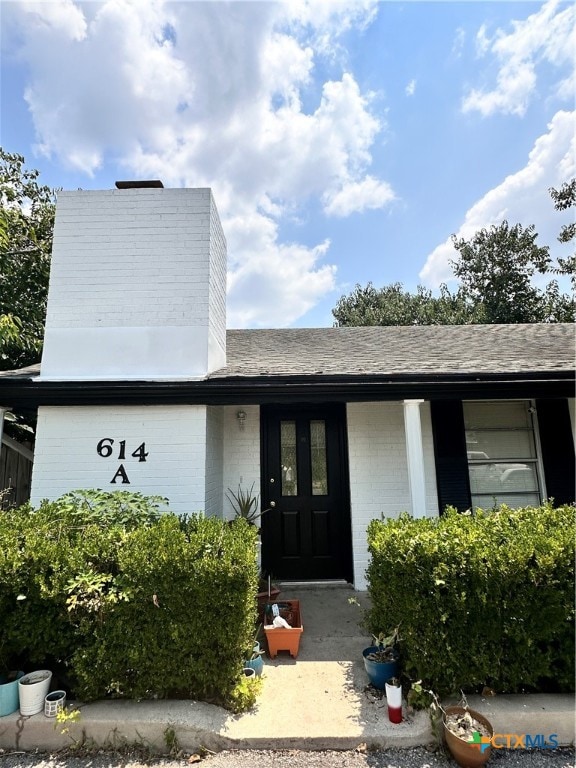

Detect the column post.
xmin=403 ymin=399 xmax=427 ymax=518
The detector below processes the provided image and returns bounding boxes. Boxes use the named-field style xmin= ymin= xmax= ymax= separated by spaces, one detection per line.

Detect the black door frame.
xmin=260 ymin=403 xmax=353 ymax=582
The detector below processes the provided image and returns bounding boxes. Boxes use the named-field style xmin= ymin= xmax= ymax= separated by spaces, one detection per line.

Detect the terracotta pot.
xmin=443 ymin=705 xmax=493 ymax=768
xmin=264 ymin=599 xmax=303 ymax=659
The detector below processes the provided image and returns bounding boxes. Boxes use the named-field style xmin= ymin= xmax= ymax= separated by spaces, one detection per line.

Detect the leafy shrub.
xmin=366 ymin=502 xmax=575 ymax=696
xmin=0 ymin=490 xmax=259 ymax=711
xmin=71 ymin=514 xmax=258 ymax=706
xmin=48 ymin=488 xmax=169 ymax=529
xmin=227 ymin=672 xmax=263 ymax=714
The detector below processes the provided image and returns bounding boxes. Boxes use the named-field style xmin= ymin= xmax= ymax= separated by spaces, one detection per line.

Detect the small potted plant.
xmin=426 ymin=691 xmax=493 ymax=768
xmin=264 ymin=600 xmax=303 ymax=659
xmin=243 ymin=625 xmax=265 ymax=677
xmin=362 ymin=627 xmax=400 ymax=690
xmin=442 ymin=704 xmax=493 ymax=768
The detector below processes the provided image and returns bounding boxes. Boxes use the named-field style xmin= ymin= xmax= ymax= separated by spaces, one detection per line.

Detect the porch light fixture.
xmin=237 ymin=410 xmax=247 ymax=429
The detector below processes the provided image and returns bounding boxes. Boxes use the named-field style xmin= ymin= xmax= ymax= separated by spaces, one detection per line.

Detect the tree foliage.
xmin=332 ymin=282 xmax=476 ymax=326
xmin=451 ymin=221 xmax=573 ymax=323
xmin=549 ymin=178 xmax=575 ymax=290
xmin=0 ymin=148 xmax=56 ymax=370
xmin=333 ymin=181 xmax=575 ymax=326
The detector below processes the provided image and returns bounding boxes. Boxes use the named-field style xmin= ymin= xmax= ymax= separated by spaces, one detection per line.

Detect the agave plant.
xmin=226 ymin=483 xmax=269 ymax=524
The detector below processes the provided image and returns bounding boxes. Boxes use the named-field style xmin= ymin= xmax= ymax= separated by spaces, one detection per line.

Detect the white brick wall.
xmin=346 ymin=401 xmax=439 ymax=589
xmin=208 ymin=195 xmax=227 ymax=371
xmin=222 ymin=405 xmax=261 ymax=520
xmin=30 ymin=405 xmax=209 ymax=514
xmin=41 ymin=187 xmax=226 ymax=380
xmin=205 ymin=406 xmax=223 ymax=517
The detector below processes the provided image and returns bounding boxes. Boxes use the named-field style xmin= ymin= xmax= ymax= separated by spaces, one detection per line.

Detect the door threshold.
xmin=278 ymin=580 xmax=352 ymax=589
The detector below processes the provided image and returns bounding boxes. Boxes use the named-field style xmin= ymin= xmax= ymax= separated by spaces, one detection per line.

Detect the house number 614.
xmin=96 ymin=438 xmax=149 ymax=485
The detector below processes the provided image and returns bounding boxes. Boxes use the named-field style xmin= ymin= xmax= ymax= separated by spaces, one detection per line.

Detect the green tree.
xmin=549 ymin=178 xmax=575 ymax=291
xmin=333 ymin=182 xmax=575 ymax=326
xmin=332 ymin=281 xmax=475 ymax=327
xmin=450 ymin=221 xmax=573 ymax=323
xmin=0 ymin=148 xmax=56 ymax=370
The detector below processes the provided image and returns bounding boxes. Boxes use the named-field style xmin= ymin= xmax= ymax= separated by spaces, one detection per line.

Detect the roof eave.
xmin=0 ymin=370 xmax=573 ymax=407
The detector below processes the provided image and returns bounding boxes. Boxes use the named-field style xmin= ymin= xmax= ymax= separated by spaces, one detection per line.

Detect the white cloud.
xmin=462 ymin=0 xmax=575 ymax=117
xmin=284 ymin=0 xmax=379 ymax=40
xmin=324 ymin=176 xmax=395 ymax=217
xmin=14 ymin=0 xmax=193 ymax=174
xmin=420 ymin=110 xmax=576 ymax=286
xmin=474 ymin=24 xmax=490 ymax=57
xmin=226 ymin=210 xmax=335 ymax=327
xmin=452 ymin=27 xmax=466 ymax=58
xmin=17 ymin=0 xmax=87 ymax=41
xmin=405 ymin=79 xmax=416 ymax=97
xmin=6 ymin=0 xmax=390 ymax=327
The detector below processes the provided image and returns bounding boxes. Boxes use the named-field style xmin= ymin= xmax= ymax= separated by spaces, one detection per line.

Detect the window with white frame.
xmin=463 ymin=400 xmax=543 ymax=510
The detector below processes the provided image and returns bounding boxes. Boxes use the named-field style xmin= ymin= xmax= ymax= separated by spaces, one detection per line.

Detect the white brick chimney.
xmin=40 ymin=186 xmax=226 ymax=380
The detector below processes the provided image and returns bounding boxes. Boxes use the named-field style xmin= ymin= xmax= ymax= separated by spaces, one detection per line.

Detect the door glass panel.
xmin=310 ymin=420 xmax=328 ymax=495
xmin=280 ymin=421 xmax=298 ymax=496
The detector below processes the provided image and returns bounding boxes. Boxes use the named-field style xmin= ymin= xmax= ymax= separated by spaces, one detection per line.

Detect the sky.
xmin=1 ymin=0 xmax=574 ymax=329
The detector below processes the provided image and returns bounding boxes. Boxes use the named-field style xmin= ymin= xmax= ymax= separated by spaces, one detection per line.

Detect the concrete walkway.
xmin=0 ymin=585 xmax=573 ymax=754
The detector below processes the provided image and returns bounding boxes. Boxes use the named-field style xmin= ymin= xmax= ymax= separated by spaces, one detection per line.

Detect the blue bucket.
xmin=0 ymin=672 xmax=24 ymax=717
xmin=362 ymin=647 xmax=399 ymax=690
xmin=243 ymin=655 xmax=264 ymax=677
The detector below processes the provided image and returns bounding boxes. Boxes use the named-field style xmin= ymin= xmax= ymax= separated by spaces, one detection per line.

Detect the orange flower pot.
xmin=443 ymin=706 xmax=493 ymax=768
xmin=264 ymin=599 xmax=303 ymax=659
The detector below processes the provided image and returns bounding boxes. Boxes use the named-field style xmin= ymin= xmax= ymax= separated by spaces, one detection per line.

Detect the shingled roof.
xmin=213 ymin=323 xmax=575 ymax=378
xmin=0 ymin=323 xmax=573 ymax=409
xmin=1 ymin=324 xmax=574 ymax=383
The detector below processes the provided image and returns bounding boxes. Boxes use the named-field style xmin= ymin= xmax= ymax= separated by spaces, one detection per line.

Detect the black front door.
xmin=260 ymin=405 xmax=352 ymax=582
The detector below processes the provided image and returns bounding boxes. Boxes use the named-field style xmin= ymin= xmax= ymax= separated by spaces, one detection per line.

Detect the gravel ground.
xmin=0 ymin=747 xmax=573 ymax=768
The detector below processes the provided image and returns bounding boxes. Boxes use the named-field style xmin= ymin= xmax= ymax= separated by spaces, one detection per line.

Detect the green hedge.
xmin=366 ymin=502 xmax=575 ymax=696
xmin=0 ymin=490 xmax=259 ymax=709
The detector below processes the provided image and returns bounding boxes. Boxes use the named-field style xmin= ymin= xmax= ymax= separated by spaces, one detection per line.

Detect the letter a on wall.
xmin=111 ymin=464 xmax=130 ymax=484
